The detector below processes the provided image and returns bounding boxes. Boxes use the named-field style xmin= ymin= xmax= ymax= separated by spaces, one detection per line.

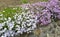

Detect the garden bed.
xmin=0 ymin=0 xmax=60 ymax=37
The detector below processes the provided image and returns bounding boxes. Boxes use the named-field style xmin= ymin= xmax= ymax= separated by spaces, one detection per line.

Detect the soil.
xmin=0 ymin=0 xmax=40 ymax=10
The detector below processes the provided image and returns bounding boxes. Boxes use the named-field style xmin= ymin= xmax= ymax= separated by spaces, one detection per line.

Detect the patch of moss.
xmin=0 ymin=7 xmax=22 ymax=20
xmin=20 ymin=0 xmax=28 ymax=4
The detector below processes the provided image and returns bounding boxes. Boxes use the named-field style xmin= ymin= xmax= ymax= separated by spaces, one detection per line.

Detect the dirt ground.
xmin=0 ymin=0 xmax=40 ymax=6
xmin=0 ymin=0 xmax=40 ymax=10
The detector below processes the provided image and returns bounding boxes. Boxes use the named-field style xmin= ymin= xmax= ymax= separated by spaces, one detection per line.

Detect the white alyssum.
xmin=0 ymin=23 xmax=4 ymax=29
xmin=1 ymin=30 xmax=15 ymax=37
xmin=0 ymin=7 xmax=38 ymax=37
xmin=6 ymin=21 xmax=14 ymax=30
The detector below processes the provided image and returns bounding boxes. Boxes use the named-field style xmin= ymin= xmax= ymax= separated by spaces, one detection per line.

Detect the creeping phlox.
xmin=0 ymin=7 xmax=37 ymax=37
xmin=0 ymin=0 xmax=60 ymax=37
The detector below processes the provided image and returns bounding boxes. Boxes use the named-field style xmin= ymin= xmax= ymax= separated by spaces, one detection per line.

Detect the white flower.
xmin=27 ymin=23 xmax=31 ymax=26
xmin=3 ymin=11 xmax=5 ymax=12
xmin=13 ymin=8 xmax=17 ymax=10
xmin=25 ymin=7 xmax=29 ymax=10
xmin=22 ymin=22 xmax=26 ymax=27
xmin=0 ymin=28 xmax=7 ymax=34
xmin=21 ymin=12 xmax=25 ymax=15
xmin=2 ymin=30 xmax=15 ymax=37
xmin=4 ymin=18 xmax=7 ymax=20
xmin=15 ymin=25 xmax=20 ymax=30
xmin=17 ymin=15 xmax=21 ymax=20
xmin=32 ymin=23 xmax=36 ymax=29
xmin=8 ymin=17 xmax=11 ymax=22
xmin=15 ymin=20 xmax=21 ymax=24
xmin=14 ymin=14 xmax=18 ymax=19
xmin=0 ymin=23 xmax=5 ymax=29
xmin=26 ymin=20 xmax=30 ymax=22
xmin=17 ymin=30 xmax=23 ymax=34
xmin=27 ymin=27 xmax=31 ymax=32
xmin=7 ymin=21 xmax=14 ymax=30
xmin=1 ymin=36 xmax=4 ymax=37
xmin=20 ymin=28 xmax=25 ymax=32
xmin=0 ymin=23 xmax=3 ymax=29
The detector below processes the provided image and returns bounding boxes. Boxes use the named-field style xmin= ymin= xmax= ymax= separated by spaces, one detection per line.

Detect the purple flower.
xmin=53 ymin=8 xmax=60 ymax=13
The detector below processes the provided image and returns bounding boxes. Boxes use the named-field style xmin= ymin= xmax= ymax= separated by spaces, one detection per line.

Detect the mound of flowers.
xmin=0 ymin=0 xmax=60 ymax=37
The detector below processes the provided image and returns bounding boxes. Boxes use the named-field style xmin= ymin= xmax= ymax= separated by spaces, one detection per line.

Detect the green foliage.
xmin=21 ymin=0 xmax=28 ymax=4
xmin=0 ymin=7 xmax=22 ymax=22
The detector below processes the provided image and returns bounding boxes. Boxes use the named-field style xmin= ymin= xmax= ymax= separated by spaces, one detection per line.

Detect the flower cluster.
xmin=0 ymin=7 xmax=37 ymax=37
xmin=0 ymin=0 xmax=60 ymax=37
xmin=27 ymin=0 xmax=60 ymax=25
xmin=46 ymin=0 xmax=60 ymax=20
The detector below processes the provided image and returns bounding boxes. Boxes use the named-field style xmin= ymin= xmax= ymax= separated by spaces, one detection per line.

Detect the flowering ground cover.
xmin=0 ymin=0 xmax=60 ymax=37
